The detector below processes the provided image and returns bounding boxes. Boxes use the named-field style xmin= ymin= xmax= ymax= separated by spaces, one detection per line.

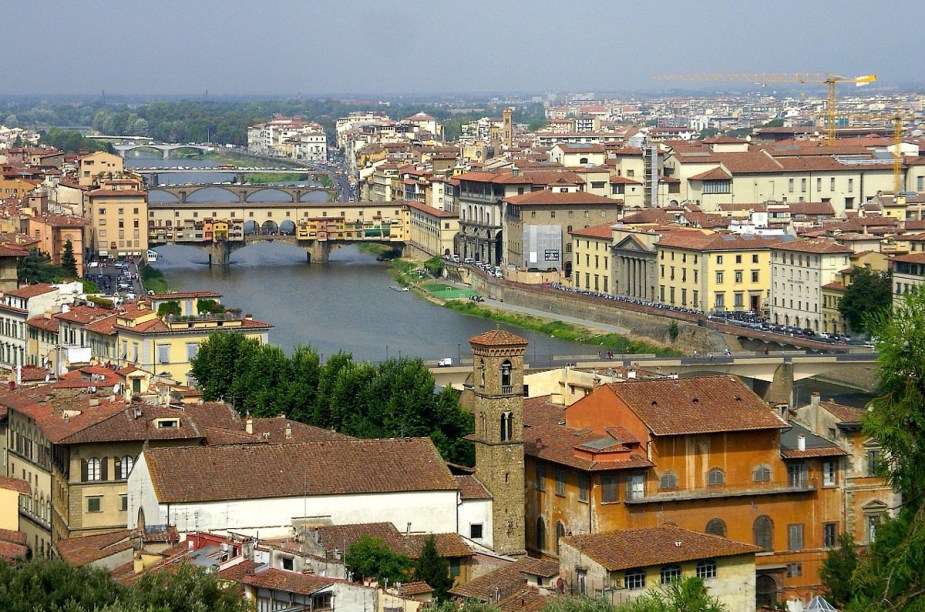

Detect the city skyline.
xmin=5 ymin=0 xmax=925 ymax=97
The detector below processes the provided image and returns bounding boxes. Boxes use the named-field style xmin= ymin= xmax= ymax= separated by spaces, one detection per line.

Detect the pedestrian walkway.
xmin=479 ymin=296 xmax=631 ymax=335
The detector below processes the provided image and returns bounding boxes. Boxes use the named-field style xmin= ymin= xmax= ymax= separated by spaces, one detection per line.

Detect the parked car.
xmin=437 ymin=358 xmax=453 ymax=367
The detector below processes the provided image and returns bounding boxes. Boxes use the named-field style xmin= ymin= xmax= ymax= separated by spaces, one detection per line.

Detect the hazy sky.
xmin=5 ymin=0 xmax=923 ymax=97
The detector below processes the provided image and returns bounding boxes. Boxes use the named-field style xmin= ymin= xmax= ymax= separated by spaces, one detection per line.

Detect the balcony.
xmin=624 ymin=478 xmax=817 ymax=505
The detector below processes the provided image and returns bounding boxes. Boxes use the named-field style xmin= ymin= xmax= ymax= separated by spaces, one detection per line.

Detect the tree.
xmin=0 ymin=557 xmax=124 ymax=612
xmin=17 ymin=248 xmax=70 ymax=284
xmin=819 ymin=533 xmax=859 ymax=607
xmin=414 ymin=535 xmax=453 ymax=600
xmin=838 ymin=267 xmax=892 ymax=334
xmin=157 ymin=300 xmax=181 ymax=318
xmin=344 ymin=536 xmax=412 ymax=585
xmin=115 ymin=563 xmax=250 ymax=612
xmin=667 ymin=321 xmax=679 ymax=342
xmin=61 ymin=238 xmax=78 ymax=277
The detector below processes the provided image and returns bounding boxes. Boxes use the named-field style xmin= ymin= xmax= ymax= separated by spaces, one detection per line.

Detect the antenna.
xmin=113 ymin=383 xmax=121 ymax=395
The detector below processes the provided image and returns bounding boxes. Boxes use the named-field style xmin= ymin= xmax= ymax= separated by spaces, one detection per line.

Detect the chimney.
xmin=285 ymin=422 xmax=292 ymax=440
xmin=810 ymin=392 xmax=821 ymax=434
xmin=15 ymin=364 xmax=21 ymax=386
xmin=245 ymin=415 xmax=253 ymax=435
xmin=798 ymin=434 xmax=806 ymax=452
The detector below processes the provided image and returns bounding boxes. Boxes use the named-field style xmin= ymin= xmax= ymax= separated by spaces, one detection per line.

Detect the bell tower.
xmin=469 ymin=328 xmax=526 ymax=556
xmin=502 ymin=107 xmax=514 ymax=148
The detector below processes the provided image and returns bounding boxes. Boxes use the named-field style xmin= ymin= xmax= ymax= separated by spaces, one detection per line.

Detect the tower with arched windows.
xmin=469 ymin=328 xmax=527 ymax=556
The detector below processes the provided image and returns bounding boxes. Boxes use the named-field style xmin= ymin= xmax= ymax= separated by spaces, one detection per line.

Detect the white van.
xmin=437 ymin=358 xmax=453 ymax=367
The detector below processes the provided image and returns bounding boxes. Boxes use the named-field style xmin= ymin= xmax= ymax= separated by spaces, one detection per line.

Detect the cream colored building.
xmin=770 ymin=239 xmax=853 ymax=331
xmin=656 ymin=232 xmax=781 ymax=313
xmin=571 ymin=223 xmax=613 ymax=293
xmin=405 ymin=200 xmax=458 ymax=258
xmin=77 ymin=152 xmax=123 ymax=188
xmin=86 ymin=179 xmax=148 ymax=259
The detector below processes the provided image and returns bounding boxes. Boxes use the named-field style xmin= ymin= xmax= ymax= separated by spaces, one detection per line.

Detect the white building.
xmin=247 ymin=117 xmax=326 ymax=159
xmin=0 ymin=283 xmax=75 ymax=370
xmin=769 ymin=238 xmax=852 ymax=331
xmin=128 ymin=437 xmax=493 ymax=546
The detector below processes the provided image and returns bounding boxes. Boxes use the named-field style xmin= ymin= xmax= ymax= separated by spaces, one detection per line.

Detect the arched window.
xmin=501 ymin=360 xmax=512 ymax=388
xmin=120 ymin=455 xmax=134 ymax=479
xmin=753 ymin=464 xmax=771 ymax=483
xmin=754 ymin=515 xmax=774 ymax=552
xmin=555 ymin=521 xmax=566 ymax=556
xmin=756 ymin=574 xmax=778 ymax=609
xmin=659 ymin=471 xmax=677 ymax=489
xmin=500 ymin=411 xmax=513 ymax=442
xmin=536 ymin=517 xmax=546 ymax=551
xmin=707 ymin=468 xmax=725 ymax=486
xmin=705 ymin=518 xmax=727 ymax=538
xmin=660 ymin=564 xmax=682 ymax=585
xmin=479 ymin=360 xmax=485 ymax=387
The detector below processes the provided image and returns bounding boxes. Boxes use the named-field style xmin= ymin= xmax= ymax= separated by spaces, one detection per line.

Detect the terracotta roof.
xmin=511 ymin=556 xmax=559 ymax=578
xmin=821 ymin=401 xmax=865 ymax=425
xmin=563 ymin=526 xmax=760 ymax=571
xmin=5 ymin=283 xmax=56 ymax=299
xmin=469 ymin=329 xmax=528 ymax=347
xmin=26 ymin=315 xmax=59 ymax=332
xmin=656 ymin=232 xmax=784 ymax=252
xmin=772 ymin=238 xmax=853 ymax=254
xmin=53 ymin=403 xmax=205 ymax=445
xmin=242 ymin=568 xmax=333 ymax=595
xmin=497 ymin=587 xmax=550 ymax=612
xmin=0 ymin=243 xmax=28 ymax=257
xmin=455 ymin=475 xmax=492 ymax=500
xmin=312 ymin=522 xmax=472 ymax=559
xmin=398 ymin=581 xmax=433 ymax=596
xmin=689 ymin=167 xmax=732 ymax=181
xmin=148 ymin=291 xmax=222 ymax=300
xmin=603 ymin=376 xmax=788 ymax=436
xmin=0 ymin=528 xmax=27 ymax=546
xmin=780 ymin=421 xmax=849 ymax=459
xmin=0 ymin=476 xmax=31 ymax=495
xmin=87 ymin=188 xmax=147 ymax=197
xmin=56 ymin=529 xmax=135 ymax=567
xmin=143 ymin=438 xmax=457 ymax=504
xmin=570 ymin=222 xmax=613 ymax=239
xmin=217 ymin=559 xmax=262 ymax=582
xmin=503 ymin=190 xmax=619 ymax=207
xmin=0 ymin=541 xmax=27 ymax=561
xmin=893 ymin=252 xmax=925 ymax=264
xmin=450 ymin=563 xmax=527 ymax=602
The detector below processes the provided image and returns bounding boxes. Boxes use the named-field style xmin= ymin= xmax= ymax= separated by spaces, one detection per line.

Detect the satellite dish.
xmin=113 ymin=383 xmax=122 ymax=395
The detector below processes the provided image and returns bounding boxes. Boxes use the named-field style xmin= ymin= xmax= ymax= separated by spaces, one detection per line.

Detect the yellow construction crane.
xmin=652 ymin=73 xmax=878 ymax=144
xmin=834 ymin=111 xmax=915 ymax=194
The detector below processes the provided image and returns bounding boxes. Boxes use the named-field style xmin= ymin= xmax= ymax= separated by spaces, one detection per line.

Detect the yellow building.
xmin=656 ymin=232 xmax=782 ymax=313
xmin=405 ymin=199 xmax=459 ymax=258
xmin=0 ymin=475 xmax=30 ymax=531
xmin=77 ymin=152 xmax=124 ymax=188
xmin=571 ymin=223 xmax=613 ymax=293
xmin=86 ymin=178 xmax=148 ymax=259
xmin=821 ymin=251 xmax=889 ymax=335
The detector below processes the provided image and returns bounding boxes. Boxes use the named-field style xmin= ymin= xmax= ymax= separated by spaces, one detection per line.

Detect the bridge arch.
xmin=279 ymin=220 xmax=296 ymax=235
xmin=300 ymin=191 xmax=329 ymax=202
xmin=245 ymin=188 xmax=294 ymax=203
xmin=184 ymin=186 xmax=241 ymax=202
xmin=147 ymin=189 xmax=180 ymax=203
xmin=123 ymin=145 xmax=164 ymax=157
xmin=243 ymin=220 xmax=259 ymax=235
xmin=261 ymin=220 xmax=279 ymax=235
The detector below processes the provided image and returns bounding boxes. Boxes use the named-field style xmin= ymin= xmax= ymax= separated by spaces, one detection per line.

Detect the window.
xmin=824 ymin=523 xmax=837 ymax=548
xmin=86 ymin=458 xmax=101 ymax=482
xmin=754 ymin=515 xmax=774 ymax=552
xmin=555 ymin=468 xmax=566 ymax=496
xmin=578 ymin=475 xmax=589 ymax=502
xmin=186 ymin=342 xmax=199 ymax=361
xmin=470 ymin=523 xmax=483 ymax=540
xmin=626 ymin=474 xmax=644 ymax=501
xmin=823 ymin=460 xmax=837 ymax=486
xmin=536 ymin=462 xmax=546 ymax=491
xmin=867 ymin=449 xmax=881 ymax=476
xmin=734 ymin=270 xmax=743 ymax=283
xmin=659 ymin=471 xmax=677 ymax=489
xmin=119 ymin=455 xmax=134 ymax=479
xmin=866 ymin=514 xmax=881 ymax=543
xmin=157 ymin=344 xmax=170 ymax=364
xmin=281 ymin=556 xmax=294 ymax=571
xmin=707 ymin=468 xmax=725 ymax=486
xmin=751 ymin=270 xmax=759 ymax=283
xmin=786 ymin=562 xmax=803 ymax=577
xmin=696 ymin=559 xmax=717 ymax=579
xmin=120 ymin=495 xmax=128 ymax=512
xmin=715 ymin=271 xmax=724 ymax=284
xmin=716 ymin=255 xmax=723 ymax=264
xmin=555 ymin=522 xmax=565 ymax=555
xmin=602 ymin=475 xmax=618 ymax=503
xmin=788 ymin=524 xmax=804 ymax=551
xmin=536 ymin=517 xmax=546 ymax=551
xmin=500 ymin=411 xmax=512 ymax=441
xmin=660 ymin=564 xmax=681 ymax=585
xmin=706 ymin=518 xmax=727 ymax=538
xmin=788 ymin=463 xmax=807 ymax=487
xmin=87 ymin=496 xmax=101 ymax=513
xmin=753 ymin=465 xmax=771 ymax=483
xmin=624 ymin=569 xmax=646 ymax=590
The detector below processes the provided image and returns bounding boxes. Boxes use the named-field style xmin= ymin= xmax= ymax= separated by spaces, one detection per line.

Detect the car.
xmin=463 ymin=257 xmax=474 ymax=264
xmin=437 ymin=358 xmax=453 ymax=367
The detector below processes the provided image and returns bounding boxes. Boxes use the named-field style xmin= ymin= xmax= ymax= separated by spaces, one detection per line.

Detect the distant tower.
xmin=469 ymin=328 xmax=527 ymax=556
xmin=502 ymin=108 xmax=514 ymax=148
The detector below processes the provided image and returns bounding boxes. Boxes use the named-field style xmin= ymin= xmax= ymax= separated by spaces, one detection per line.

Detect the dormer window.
xmin=155 ymin=418 xmax=180 ymax=429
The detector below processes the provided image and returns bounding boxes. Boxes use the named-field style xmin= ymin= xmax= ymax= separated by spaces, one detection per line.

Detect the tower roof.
xmin=469 ymin=329 xmax=528 ymax=347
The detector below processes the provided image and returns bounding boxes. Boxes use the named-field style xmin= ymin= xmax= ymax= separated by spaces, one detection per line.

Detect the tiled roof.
xmin=54 ymin=403 xmax=205 ymax=445
xmin=55 ymin=529 xmax=135 ymax=567
xmin=504 ymin=190 xmax=618 ymax=207
xmin=689 ymin=167 xmax=732 ymax=181
xmin=893 ymin=252 xmax=925 ymax=264
xmin=0 ymin=476 xmax=31 ymax=495
xmin=511 ymin=556 xmax=559 ymax=578
xmin=455 ymin=475 xmax=492 ymax=500
xmin=605 ymin=376 xmax=788 ymax=436
xmin=26 ymin=315 xmax=59 ymax=332
xmin=148 ymin=291 xmax=222 ymax=300
xmin=570 ymin=222 xmax=613 ymax=239
xmin=0 ymin=541 xmax=27 ymax=561
xmin=0 ymin=528 xmax=27 ymax=546
xmin=498 ymin=587 xmax=550 ymax=612
xmin=563 ymin=526 xmax=760 ymax=571
xmin=144 ymin=438 xmax=457 ymax=503
xmin=217 ymin=559 xmax=262 ymax=582
xmin=312 ymin=522 xmax=472 ymax=559
xmin=449 ymin=563 xmax=526 ymax=601
xmin=771 ymin=238 xmax=853 ymax=254
xmin=780 ymin=421 xmax=849 ymax=459
xmin=656 ymin=232 xmax=784 ymax=252
xmin=5 ymin=283 xmax=56 ymax=299
xmin=469 ymin=329 xmax=528 ymax=347
xmin=523 ymin=396 xmax=654 ymax=472
xmin=821 ymin=401 xmax=865 ymax=425
xmin=242 ymin=568 xmax=333 ymax=595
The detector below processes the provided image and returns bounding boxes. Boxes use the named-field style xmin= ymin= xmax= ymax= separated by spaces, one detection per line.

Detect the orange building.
xmin=27 ymin=213 xmax=87 ymax=276
xmin=524 ymin=376 xmax=849 ymax=609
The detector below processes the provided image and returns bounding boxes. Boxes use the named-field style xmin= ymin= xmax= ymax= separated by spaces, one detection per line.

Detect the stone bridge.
xmin=111 ymin=142 xmax=215 ymax=159
xmin=149 ymin=183 xmax=334 ymax=204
